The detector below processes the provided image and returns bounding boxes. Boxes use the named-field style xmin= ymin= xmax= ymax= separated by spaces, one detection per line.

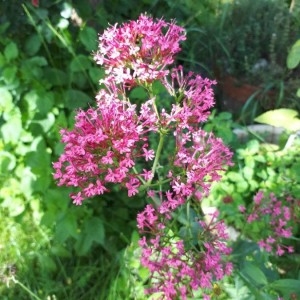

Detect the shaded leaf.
xmin=79 ymin=26 xmax=98 ymax=51
xmin=70 ymin=55 xmax=92 ymax=72
xmin=4 ymin=42 xmax=18 ymax=61
xmin=25 ymin=34 xmax=42 ymax=56
xmin=241 ymin=261 xmax=268 ymax=287
xmin=270 ymin=279 xmax=300 ymax=297
xmin=65 ymin=89 xmax=91 ymax=109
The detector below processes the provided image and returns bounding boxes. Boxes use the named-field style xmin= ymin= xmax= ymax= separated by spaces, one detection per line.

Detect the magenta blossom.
xmin=138 ymin=208 xmax=232 ymax=299
xmin=53 ymin=94 xmax=155 ymax=205
xmin=241 ymin=191 xmax=295 ymax=255
xmin=94 ymin=14 xmax=186 ymax=86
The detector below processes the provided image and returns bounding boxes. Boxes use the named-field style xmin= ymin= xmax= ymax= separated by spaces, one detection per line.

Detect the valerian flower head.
xmin=94 ymin=14 xmax=186 ymax=86
xmin=241 ymin=191 xmax=296 ymax=255
xmin=53 ymin=93 xmax=155 ymax=205
xmin=138 ymin=206 xmax=232 ymax=299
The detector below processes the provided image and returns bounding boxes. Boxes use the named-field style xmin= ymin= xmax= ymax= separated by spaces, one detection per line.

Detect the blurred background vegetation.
xmin=0 ymin=0 xmax=299 ymax=299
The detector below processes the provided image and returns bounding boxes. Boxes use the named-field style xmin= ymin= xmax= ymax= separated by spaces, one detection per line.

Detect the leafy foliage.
xmin=1 ymin=1 xmax=300 ymax=299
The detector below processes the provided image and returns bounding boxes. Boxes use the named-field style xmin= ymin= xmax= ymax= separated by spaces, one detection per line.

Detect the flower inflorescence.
xmin=239 ymin=191 xmax=296 ymax=256
xmin=54 ymin=14 xmax=234 ymax=299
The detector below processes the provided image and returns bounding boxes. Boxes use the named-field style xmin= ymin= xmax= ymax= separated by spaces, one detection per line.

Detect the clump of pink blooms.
xmin=239 ymin=191 xmax=296 ymax=256
xmin=54 ymin=14 xmax=233 ymax=299
xmin=138 ymin=208 xmax=233 ymax=300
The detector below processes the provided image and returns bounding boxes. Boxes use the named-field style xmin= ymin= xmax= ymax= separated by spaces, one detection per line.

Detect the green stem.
xmin=147 ymin=133 xmax=165 ymax=186
xmin=132 ymin=166 xmax=146 ymax=184
xmin=12 ymin=277 xmax=42 ymax=300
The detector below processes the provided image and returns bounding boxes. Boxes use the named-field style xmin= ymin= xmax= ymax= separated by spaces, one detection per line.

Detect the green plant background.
xmin=1 ymin=1 xmax=300 ymax=299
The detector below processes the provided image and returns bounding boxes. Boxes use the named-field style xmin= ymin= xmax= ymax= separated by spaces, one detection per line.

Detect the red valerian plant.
xmin=54 ymin=14 xmax=233 ymax=299
xmin=239 ymin=191 xmax=297 ymax=256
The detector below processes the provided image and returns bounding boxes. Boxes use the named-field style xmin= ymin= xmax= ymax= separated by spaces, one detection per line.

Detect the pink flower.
xmin=138 ymin=205 xmax=232 ymax=299
xmin=53 ymin=94 xmax=152 ymax=204
xmin=241 ymin=191 xmax=296 ymax=255
xmin=31 ymin=0 xmax=39 ymax=7
xmin=94 ymin=14 xmax=186 ymax=86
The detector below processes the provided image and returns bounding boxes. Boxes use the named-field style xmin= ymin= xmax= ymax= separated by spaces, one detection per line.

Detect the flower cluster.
xmin=239 ymin=191 xmax=296 ymax=256
xmin=54 ymin=14 xmax=233 ymax=299
xmin=138 ymin=207 xmax=232 ymax=300
xmin=53 ymin=91 xmax=158 ymax=205
xmin=94 ymin=14 xmax=186 ymax=86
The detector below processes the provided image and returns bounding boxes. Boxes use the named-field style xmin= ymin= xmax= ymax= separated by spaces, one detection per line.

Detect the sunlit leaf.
xmin=254 ymin=108 xmax=300 ymax=131
xmin=287 ymin=39 xmax=300 ymax=69
xmin=0 ymin=151 xmax=16 ymax=172
xmin=0 ymin=88 xmax=13 ymax=113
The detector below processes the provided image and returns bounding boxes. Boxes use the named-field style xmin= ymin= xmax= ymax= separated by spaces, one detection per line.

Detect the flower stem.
xmin=147 ymin=133 xmax=165 ymax=186
xmin=11 ymin=277 xmax=42 ymax=300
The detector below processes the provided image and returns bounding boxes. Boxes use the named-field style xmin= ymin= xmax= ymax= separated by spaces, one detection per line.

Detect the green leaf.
xmin=0 ymin=151 xmax=16 ymax=173
xmin=254 ymin=108 xmax=300 ymax=131
xmin=270 ymin=279 xmax=300 ymax=297
xmin=86 ymin=217 xmax=105 ymax=244
xmin=36 ymin=91 xmax=54 ymax=115
xmin=243 ymin=166 xmax=254 ymax=180
xmin=287 ymin=39 xmax=300 ymax=69
xmin=1 ymin=197 xmax=25 ymax=217
xmin=2 ymin=66 xmax=17 ymax=84
xmin=65 ymin=89 xmax=91 ymax=109
xmin=25 ymin=34 xmax=42 ymax=56
xmin=240 ymin=261 xmax=268 ymax=287
xmin=24 ymin=137 xmax=51 ymax=192
xmin=26 ymin=56 xmax=48 ymax=67
xmin=44 ymin=68 xmax=68 ymax=86
xmin=70 ymin=55 xmax=92 ymax=72
xmin=290 ymin=162 xmax=300 ymax=181
xmin=55 ymin=213 xmax=78 ymax=242
xmin=4 ymin=42 xmax=18 ymax=61
xmin=227 ymin=171 xmax=244 ymax=182
xmin=75 ymin=217 xmax=105 ymax=256
xmin=37 ymin=254 xmax=57 ymax=273
xmin=0 ymin=114 xmax=22 ymax=144
xmin=30 ymin=112 xmax=56 ymax=133
xmin=0 ymin=52 xmax=5 ymax=66
xmin=297 ymin=88 xmax=300 ymax=98
xmin=129 ymin=86 xmax=148 ymax=101
xmin=88 ymin=67 xmax=105 ymax=84
xmin=0 ymin=88 xmax=13 ymax=113
xmin=79 ymin=26 xmax=98 ymax=51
